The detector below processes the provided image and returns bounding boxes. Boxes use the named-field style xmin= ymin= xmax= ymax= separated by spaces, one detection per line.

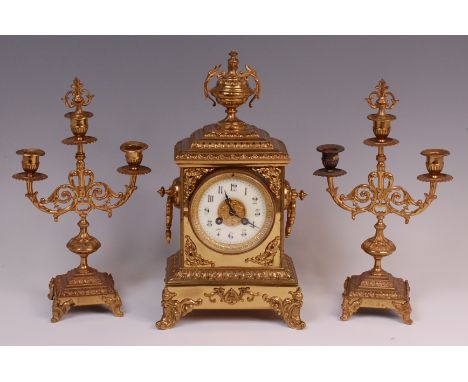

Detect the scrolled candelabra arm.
xmin=13 ymin=148 xmax=74 ymax=221
xmin=26 ymin=180 xmax=78 ymax=222
xmin=387 ymin=182 xmax=438 ymax=223
xmin=325 ymin=177 xmax=370 ymax=219
xmin=158 ymin=179 xmax=180 ymax=243
xmin=89 ymin=174 xmax=138 ymax=217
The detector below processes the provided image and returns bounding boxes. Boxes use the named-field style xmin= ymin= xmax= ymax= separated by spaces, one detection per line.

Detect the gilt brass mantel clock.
xmin=156 ymin=51 xmax=306 ymax=329
xmin=314 ymin=79 xmax=452 ymax=324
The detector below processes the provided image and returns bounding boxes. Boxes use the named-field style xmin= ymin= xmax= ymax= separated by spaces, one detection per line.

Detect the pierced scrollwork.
xmin=252 ymin=167 xmax=282 ymax=198
xmin=183 ymin=167 xmax=214 ymax=201
xmin=25 ymin=167 xmax=137 ymax=221
xmin=29 ymin=184 xmax=78 ymax=221
xmin=245 ymin=236 xmax=280 ymax=266
xmin=204 ymin=287 xmax=259 ymax=305
xmin=328 ymin=169 xmax=438 ymax=223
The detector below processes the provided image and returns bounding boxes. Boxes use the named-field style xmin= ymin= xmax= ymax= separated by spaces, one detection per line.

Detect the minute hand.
xmin=240 ymin=215 xmax=258 ymax=229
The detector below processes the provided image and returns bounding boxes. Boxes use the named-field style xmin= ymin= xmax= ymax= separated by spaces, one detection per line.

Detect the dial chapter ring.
xmin=189 ymin=169 xmax=275 ymax=254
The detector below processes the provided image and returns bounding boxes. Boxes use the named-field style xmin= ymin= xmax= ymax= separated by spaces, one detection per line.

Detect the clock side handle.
xmin=157 ymin=178 xmax=181 ymax=243
xmin=284 ymin=181 xmax=307 ymax=237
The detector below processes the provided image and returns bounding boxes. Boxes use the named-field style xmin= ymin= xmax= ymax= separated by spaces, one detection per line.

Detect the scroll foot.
xmin=102 ymin=294 xmax=124 ymax=317
xmin=51 ymin=299 xmax=74 ymax=323
xmin=262 ymin=287 xmax=306 ymax=330
xmin=340 ymin=296 xmax=361 ymax=321
xmin=47 ymin=277 xmax=56 ymax=300
xmin=393 ymin=300 xmax=413 ymax=325
xmin=155 ymin=287 xmax=203 ymax=330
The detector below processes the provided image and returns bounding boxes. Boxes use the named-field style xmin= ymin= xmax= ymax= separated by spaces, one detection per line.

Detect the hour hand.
xmin=224 ymin=191 xmax=236 ymax=215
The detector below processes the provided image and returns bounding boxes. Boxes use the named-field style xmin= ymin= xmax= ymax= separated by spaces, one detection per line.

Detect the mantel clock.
xmin=156 ymin=51 xmax=306 ymax=329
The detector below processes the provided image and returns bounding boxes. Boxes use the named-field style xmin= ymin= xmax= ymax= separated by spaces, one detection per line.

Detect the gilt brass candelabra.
xmin=314 ymin=79 xmax=452 ymax=324
xmin=13 ymin=78 xmax=151 ymax=322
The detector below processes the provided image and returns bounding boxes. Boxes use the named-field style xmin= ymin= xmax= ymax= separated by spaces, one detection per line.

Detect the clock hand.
xmin=241 ymin=217 xmax=258 ymax=229
xmin=224 ymin=191 xmax=258 ymax=228
xmin=224 ymin=191 xmax=237 ymax=216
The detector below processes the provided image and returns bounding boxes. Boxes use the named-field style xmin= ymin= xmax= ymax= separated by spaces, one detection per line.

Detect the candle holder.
xmin=314 ymin=79 xmax=452 ymax=324
xmin=13 ymin=78 xmax=151 ymax=322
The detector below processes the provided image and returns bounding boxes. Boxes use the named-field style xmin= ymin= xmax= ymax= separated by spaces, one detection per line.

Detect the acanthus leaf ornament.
xmin=252 ymin=167 xmax=282 ymax=198
xmin=262 ymin=288 xmax=305 ymax=330
xmin=183 ymin=168 xmax=214 ymax=201
xmin=156 ymin=288 xmax=203 ymax=330
xmin=184 ymin=235 xmax=215 ymax=267
xmin=245 ymin=236 xmax=280 ymax=266
xmin=204 ymin=287 xmax=259 ymax=305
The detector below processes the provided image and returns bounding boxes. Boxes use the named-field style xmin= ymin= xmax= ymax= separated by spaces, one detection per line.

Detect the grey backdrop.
xmin=0 ymin=36 xmax=465 ymax=345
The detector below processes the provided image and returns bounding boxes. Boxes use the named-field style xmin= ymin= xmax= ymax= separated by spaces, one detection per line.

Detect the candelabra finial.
xmin=365 ymin=79 xmax=398 ymax=116
xmin=314 ymin=80 xmax=451 ymax=325
xmin=62 ymin=77 xmax=94 ymax=114
xmin=14 ymin=78 xmax=151 ymax=323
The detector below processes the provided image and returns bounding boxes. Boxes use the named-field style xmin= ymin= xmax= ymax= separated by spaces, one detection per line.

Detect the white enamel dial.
xmin=190 ymin=170 xmax=275 ymax=254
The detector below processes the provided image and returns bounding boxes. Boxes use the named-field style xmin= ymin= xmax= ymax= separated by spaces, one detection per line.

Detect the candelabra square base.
xmin=155 ymin=253 xmax=305 ymax=330
xmin=47 ymin=266 xmax=123 ymax=323
xmin=340 ymin=269 xmax=412 ymax=324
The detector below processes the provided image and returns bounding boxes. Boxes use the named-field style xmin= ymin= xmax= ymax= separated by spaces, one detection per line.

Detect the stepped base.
xmin=156 ymin=253 xmax=305 ymax=330
xmin=47 ymin=266 xmax=123 ymax=323
xmin=340 ymin=269 xmax=412 ymax=324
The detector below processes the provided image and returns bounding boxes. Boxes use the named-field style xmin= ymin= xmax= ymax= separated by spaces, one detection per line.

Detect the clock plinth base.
xmin=340 ymin=269 xmax=412 ymax=324
xmin=156 ymin=253 xmax=305 ymax=330
xmin=48 ymin=266 xmax=123 ymax=323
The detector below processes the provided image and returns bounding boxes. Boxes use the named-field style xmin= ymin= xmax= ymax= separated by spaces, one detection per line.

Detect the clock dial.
xmin=190 ymin=170 xmax=275 ymax=254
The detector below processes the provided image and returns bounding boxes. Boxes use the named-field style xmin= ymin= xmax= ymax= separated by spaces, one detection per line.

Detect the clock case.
xmin=156 ymin=51 xmax=306 ymax=329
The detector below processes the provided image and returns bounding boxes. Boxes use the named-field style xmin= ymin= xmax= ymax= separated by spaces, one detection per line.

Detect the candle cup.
xmin=317 ymin=144 xmax=345 ymax=170
xmin=314 ymin=144 xmax=347 ymax=177
xmin=367 ymin=114 xmax=395 ymax=142
xmin=65 ymin=111 xmax=93 ymax=139
xmin=120 ymin=141 xmax=149 ymax=170
xmin=421 ymin=149 xmax=450 ymax=178
xmin=16 ymin=148 xmax=45 ymax=175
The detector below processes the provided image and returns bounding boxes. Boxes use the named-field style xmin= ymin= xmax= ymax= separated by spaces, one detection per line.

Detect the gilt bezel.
xmin=189 ymin=169 xmax=275 ymax=254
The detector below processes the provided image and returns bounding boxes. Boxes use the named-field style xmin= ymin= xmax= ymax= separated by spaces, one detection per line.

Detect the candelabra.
xmin=314 ymin=79 xmax=452 ymax=324
xmin=13 ymin=78 xmax=151 ymax=322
